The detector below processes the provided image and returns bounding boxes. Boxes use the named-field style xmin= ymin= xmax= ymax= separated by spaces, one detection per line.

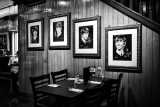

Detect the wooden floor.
xmin=0 ymin=80 xmax=34 ymax=107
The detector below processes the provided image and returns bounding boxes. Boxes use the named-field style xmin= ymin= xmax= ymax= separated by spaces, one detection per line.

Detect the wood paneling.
xmin=18 ymin=0 xmax=160 ymax=107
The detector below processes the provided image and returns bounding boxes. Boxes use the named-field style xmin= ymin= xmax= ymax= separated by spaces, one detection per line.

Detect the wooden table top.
xmin=36 ymin=79 xmax=100 ymax=99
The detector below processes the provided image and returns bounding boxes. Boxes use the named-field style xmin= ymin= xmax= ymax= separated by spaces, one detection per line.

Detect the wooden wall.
xmin=18 ymin=0 xmax=160 ymax=107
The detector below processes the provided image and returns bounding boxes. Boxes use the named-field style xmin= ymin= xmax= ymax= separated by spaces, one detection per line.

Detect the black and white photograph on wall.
xmin=49 ymin=13 xmax=70 ymax=49
xmin=30 ymin=26 xmax=39 ymax=43
xmin=27 ymin=18 xmax=44 ymax=50
xmin=105 ymin=24 xmax=141 ymax=72
xmin=0 ymin=33 xmax=9 ymax=51
xmin=53 ymin=21 xmax=64 ymax=42
xmin=0 ymin=35 xmax=7 ymax=49
xmin=73 ymin=16 xmax=101 ymax=58
xmin=113 ymin=34 xmax=132 ymax=61
xmin=79 ymin=26 xmax=93 ymax=49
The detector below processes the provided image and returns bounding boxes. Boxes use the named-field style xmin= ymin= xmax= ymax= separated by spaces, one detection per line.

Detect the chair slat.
xmin=51 ymin=69 xmax=68 ymax=83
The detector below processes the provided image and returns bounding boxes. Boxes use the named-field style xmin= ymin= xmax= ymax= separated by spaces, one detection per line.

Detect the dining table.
xmin=36 ymin=76 xmax=108 ymax=107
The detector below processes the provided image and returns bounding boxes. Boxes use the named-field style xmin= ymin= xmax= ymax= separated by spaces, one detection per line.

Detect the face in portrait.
xmin=53 ymin=21 xmax=64 ymax=42
xmin=113 ymin=34 xmax=132 ymax=61
xmin=31 ymin=26 xmax=39 ymax=43
xmin=79 ymin=26 xmax=93 ymax=49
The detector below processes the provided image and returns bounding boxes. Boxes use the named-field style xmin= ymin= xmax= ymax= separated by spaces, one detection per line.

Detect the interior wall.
xmin=18 ymin=0 xmax=160 ymax=107
xmin=11 ymin=32 xmax=18 ymax=55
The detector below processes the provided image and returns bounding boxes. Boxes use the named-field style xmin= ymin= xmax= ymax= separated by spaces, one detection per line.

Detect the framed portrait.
xmin=73 ymin=16 xmax=101 ymax=58
xmin=105 ymin=24 xmax=141 ymax=72
xmin=0 ymin=33 xmax=10 ymax=51
xmin=49 ymin=13 xmax=70 ymax=49
xmin=27 ymin=18 xmax=44 ymax=50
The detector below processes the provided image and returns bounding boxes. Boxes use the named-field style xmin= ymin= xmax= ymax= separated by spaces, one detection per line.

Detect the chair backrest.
xmin=83 ymin=67 xmax=90 ymax=82
xmin=51 ymin=69 xmax=68 ymax=83
xmin=118 ymin=73 xmax=123 ymax=80
xmin=29 ymin=73 xmax=50 ymax=106
xmin=106 ymin=73 xmax=123 ymax=107
xmin=83 ymin=82 xmax=105 ymax=107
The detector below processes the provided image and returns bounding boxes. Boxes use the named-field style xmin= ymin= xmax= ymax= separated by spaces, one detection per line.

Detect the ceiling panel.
xmin=0 ymin=0 xmax=13 ymax=9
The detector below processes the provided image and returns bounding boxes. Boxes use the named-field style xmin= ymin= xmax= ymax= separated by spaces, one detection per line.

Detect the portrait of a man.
xmin=53 ymin=21 xmax=64 ymax=42
xmin=30 ymin=26 xmax=39 ymax=43
xmin=79 ymin=26 xmax=93 ymax=49
xmin=113 ymin=34 xmax=132 ymax=61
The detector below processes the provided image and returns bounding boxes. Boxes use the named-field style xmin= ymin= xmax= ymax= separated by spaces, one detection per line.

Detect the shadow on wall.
xmin=119 ymin=87 xmax=139 ymax=107
xmin=127 ymin=88 xmax=139 ymax=107
xmin=119 ymin=86 xmax=126 ymax=107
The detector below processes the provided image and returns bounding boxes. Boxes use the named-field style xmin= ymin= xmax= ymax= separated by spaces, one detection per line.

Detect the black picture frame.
xmin=27 ymin=18 xmax=44 ymax=50
xmin=105 ymin=24 xmax=141 ymax=72
xmin=0 ymin=33 xmax=10 ymax=51
xmin=73 ymin=16 xmax=101 ymax=58
xmin=49 ymin=13 xmax=70 ymax=50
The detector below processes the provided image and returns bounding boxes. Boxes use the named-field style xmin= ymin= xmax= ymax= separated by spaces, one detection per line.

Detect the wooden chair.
xmin=83 ymin=81 xmax=105 ymax=107
xmin=29 ymin=73 xmax=58 ymax=107
xmin=100 ymin=73 xmax=123 ymax=107
xmin=51 ymin=69 xmax=68 ymax=83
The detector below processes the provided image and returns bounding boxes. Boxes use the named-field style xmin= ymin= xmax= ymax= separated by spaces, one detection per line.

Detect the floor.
xmin=0 ymin=79 xmax=34 ymax=107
